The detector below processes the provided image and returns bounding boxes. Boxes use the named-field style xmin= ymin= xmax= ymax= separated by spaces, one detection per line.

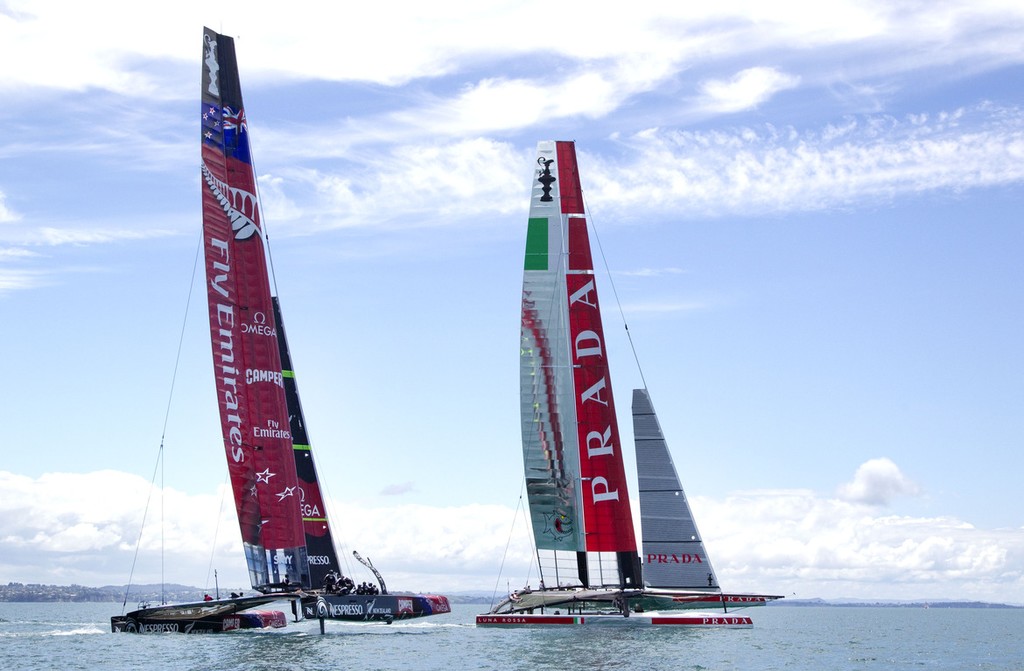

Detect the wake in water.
xmin=46 ymin=626 xmax=106 ymax=637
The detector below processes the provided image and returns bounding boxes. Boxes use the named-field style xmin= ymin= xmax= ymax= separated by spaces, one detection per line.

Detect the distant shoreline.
xmin=2 ymin=583 xmax=1020 ymax=608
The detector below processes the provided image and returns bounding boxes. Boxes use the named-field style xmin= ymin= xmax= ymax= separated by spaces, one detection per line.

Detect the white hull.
xmin=476 ymin=611 xmax=752 ymax=627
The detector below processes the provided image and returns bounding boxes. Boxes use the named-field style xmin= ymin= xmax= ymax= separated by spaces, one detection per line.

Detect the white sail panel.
xmin=633 ymin=388 xmax=720 ymax=589
xmin=521 ymin=142 xmax=585 ymax=553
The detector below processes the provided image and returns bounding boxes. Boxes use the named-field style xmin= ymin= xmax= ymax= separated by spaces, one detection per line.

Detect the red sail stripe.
xmin=201 ymin=30 xmax=305 ymax=556
xmin=557 ymin=141 xmax=637 ymax=553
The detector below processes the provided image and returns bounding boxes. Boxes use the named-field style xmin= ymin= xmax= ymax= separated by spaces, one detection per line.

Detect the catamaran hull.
xmin=111 ymin=609 xmax=287 ymax=634
xmin=301 ymin=593 xmax=451 ymax=623
xmin=635 ymin=592 xmax=777 ymax=611
xmin=110 ymin=594 xmax=292 ymax=634
xmin=476 ymin=612 xmax=753 ymax=627
xmin=489 ymin=588 xmax=780 ymax=616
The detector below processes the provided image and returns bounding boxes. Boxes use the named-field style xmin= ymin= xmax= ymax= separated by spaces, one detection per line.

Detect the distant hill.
xmin=0 ymin=582 xmax=494 ymax=604
xmin=0 ymin=582 xmax=244 ymax=603
xmin=2 ymin=583 xmax=1019 ymax=608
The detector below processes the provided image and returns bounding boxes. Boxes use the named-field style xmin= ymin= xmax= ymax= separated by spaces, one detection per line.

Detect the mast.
xmin=520 ymin=141 xmax=640 ymax=589
xmin=200 ymin=27 xmax=307 ymax=591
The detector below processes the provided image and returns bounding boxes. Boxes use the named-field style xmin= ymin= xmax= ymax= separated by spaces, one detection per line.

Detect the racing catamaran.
xmin=477 ymin=141 xmax=781 ymax=627
xmin=111 ymin=28 xmax=450 ymax=633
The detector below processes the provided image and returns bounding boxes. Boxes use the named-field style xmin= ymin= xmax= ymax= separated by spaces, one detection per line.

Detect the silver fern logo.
xmin=201 ymin=161 xmax=260 ymax=240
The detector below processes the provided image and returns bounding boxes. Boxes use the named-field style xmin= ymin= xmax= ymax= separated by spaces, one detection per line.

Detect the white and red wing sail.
xmin=521 ymin=141 xmax=639 ymax=588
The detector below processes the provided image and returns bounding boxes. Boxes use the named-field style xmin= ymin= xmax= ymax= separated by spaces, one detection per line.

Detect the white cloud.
xmin=589 ymin=103 xmax=1024 ymax=219
xmin=0 ymin=266 xmax=47 ymax=293
xmin=0 ymin=247 xmax=37 ymax=258
xmin=837 ymin=457 xmax=921 ymax=505
xmin=693 ymin=489 xmax=1023 ymax=603
xmin=0 ymin=190 xmax=19 ymax=223
xmin=698 ymin=67 xmax=801 ymax=114
xmin=246 ymin=101 xmax=1024 ymax=235
xmin=4 ymin=1 xmax=1022 ymax=104
xmin=616 ymin=267 xmax=688 ymax=277
xmin=33 ymin=227 xmax=177 ymax=246
xmin=266 ymin=138 xmax=527 ymax=233
xmin=2 ymin=469 xmax=1021 ymax=603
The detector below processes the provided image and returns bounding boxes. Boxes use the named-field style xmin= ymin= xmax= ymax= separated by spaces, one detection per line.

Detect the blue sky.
xmin=1 ymin=1 xmax=1022 ymax=602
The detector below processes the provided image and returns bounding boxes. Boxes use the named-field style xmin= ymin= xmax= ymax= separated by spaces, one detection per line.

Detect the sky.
xmin=1 ymin=1 xmax=1023 ymax=604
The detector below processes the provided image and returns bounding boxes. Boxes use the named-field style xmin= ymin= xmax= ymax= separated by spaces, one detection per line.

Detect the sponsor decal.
xmin=543 ymin=512 xmax=574 ymax=541
xmin=566 ymin=242 xmax=636 ymax=551
xmin=647 ymin=553 xmax=704 ymax=564
xmin=426 ymin=596 xmax=451 ymax=613
xmin=201 ymin=160 xmax=260 ymax=241
xmin=307 ymin=555 xmax=332 ymax=566
xmin=253 ymin=418 xmax=291 ymax=440
xmin=246 ymin=368 xmax=284 ymax=387
xmin=536 ymin=156 xmax=556 ymax=202
xmin=367 ymin=602 xmax=395 ymax=617
xmin=477 ymin=615 xmax=574 ymax=625
xmin=570 ymin=280 xmax=621 ymax=504
xmin=203 ymin=32 xmax=220 ymax=97
xmin=329 ymin=602 xmax=364 ymax=617
xmin=701 ymin=617 xmax=750 ymax=626
xmin=207 ymin=238 xmax=244 ymax=463
xmin=241 ymin=311 xmax=276 ymax=337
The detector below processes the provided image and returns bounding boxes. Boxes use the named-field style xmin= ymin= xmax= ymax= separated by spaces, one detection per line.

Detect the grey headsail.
xmin=633 ymin=388 xmax=720 ymax=590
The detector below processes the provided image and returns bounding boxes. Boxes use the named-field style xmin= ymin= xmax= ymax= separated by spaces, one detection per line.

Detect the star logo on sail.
xmin=256 ymin=468 xmax=275 ymax=483
xmin=276 ymin=486 xmax=296 ymax=501
xmin=543 ymin=512 xmax=574 ymax=541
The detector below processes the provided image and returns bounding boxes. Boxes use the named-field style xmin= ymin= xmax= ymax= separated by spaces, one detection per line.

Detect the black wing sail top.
xmin=272 ymin=298 xmax=343 ymax=589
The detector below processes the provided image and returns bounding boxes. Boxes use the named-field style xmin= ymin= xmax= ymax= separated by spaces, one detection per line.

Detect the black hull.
xmin=301 ymin=593 xmax=451 ymax=623
xmin=110 ymin=595 xmax=289 ymax=634
xmin=111 ymin=610 xmax=286 ymax=634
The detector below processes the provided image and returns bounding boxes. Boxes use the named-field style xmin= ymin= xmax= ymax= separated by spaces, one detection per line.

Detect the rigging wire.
xmin=120 ymin=230 xmax=204 ymax=611
xmin=119 ymin=447 xmax=162 ymax=614
xmin=161 ymin=434 xmax=164 ymax=605
xmin=248 ymin=126 xmax=359 ymax=585
xmin=488 ymin=481 xmax=530 ymax=609
xmin=520 ymin=492 xmax=537 ymax=588
xmin=204 ymin=473 xmax=230 ymax=592
xmin=580 ymin=188 xmax=649 ymax=391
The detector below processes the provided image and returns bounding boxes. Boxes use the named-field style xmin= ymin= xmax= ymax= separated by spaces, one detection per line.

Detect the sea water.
xmin=1 ymin=602 xmax=1021 ymax=671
